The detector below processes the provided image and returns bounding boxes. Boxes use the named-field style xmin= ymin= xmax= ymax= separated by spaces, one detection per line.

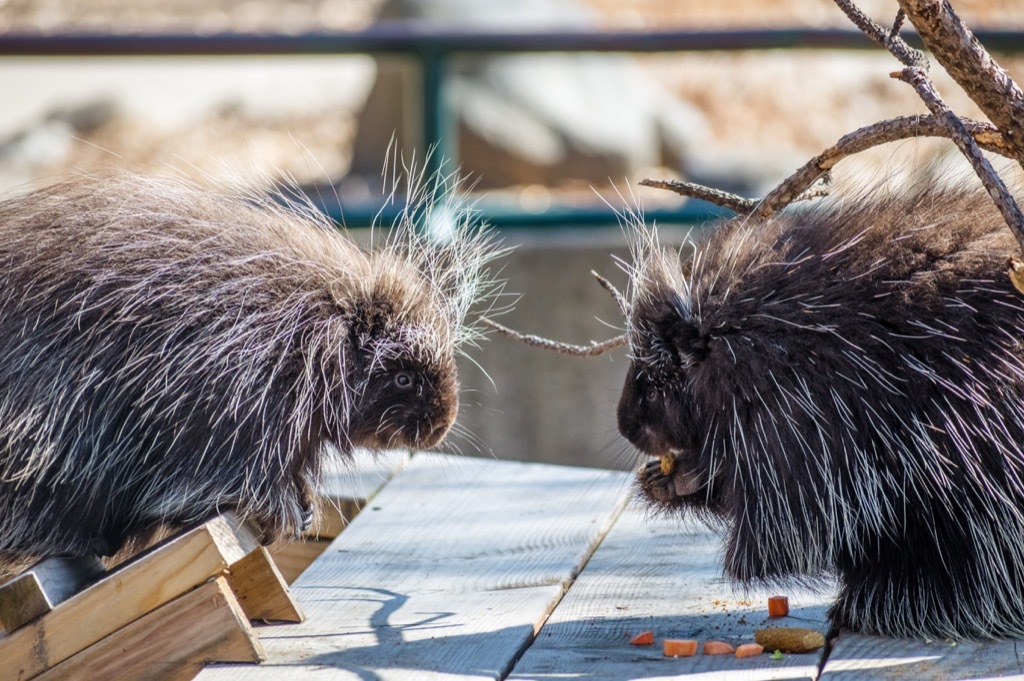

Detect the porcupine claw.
xmin=300 ymin=503 xmax=316 ymax=534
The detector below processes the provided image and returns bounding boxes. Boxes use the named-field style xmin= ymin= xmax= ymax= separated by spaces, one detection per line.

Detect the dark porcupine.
xmin=0 ymin=171 xmax=501 ymax=569
xmin=618 ymin=181 xmax=1024 ymax=639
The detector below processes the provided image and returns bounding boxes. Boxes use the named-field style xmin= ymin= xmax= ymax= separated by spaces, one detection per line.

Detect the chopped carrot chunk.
xmin=767 ymin=595 xmax=790 ymax=618
xmin=629 ymin=630 xmax=654 ymax=646
xmin=663 ymin=638 xmax=699 ymax=657
xmin=702 ymin=640 xmax=736 ymax=655
xmin=735 ymin=643 xmax=764 ymax=658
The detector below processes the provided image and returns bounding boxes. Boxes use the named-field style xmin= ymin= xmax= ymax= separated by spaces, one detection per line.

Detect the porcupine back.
xmin=624 ymin=182 xmax=1024 ymax=638
xmin=0 ymin=171 xmax=498 ymax=566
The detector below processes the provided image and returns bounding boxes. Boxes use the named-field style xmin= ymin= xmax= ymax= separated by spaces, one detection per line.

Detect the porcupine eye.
xmin=393 ymin=370 xmax=415 ymax=390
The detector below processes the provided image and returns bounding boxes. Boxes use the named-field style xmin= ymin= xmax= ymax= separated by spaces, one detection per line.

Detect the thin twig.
xmin=480 ymin=318 xmax=628 ymax=357
xmin=895 ymin=67 xmax=1024 ymax=248
xmin=753 ymin=114 xmax=1012 ymax=219
xmin=833 ymin=0 xmax=927 ymax=68
xmin=639 ymin=179 xmax=756 ymax=214
xmin=590 ymin=270 xmax=630 ymax=317
xmin=890 ymin=9 xmax=907 ymax=39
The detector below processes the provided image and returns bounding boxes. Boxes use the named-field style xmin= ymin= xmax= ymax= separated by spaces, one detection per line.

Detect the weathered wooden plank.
xmin=195 ymin=453 xmax=633 ymax=680
xmin=33 ymin=576 xmax=263 ymax=681
xmin=226 ymin=546 xmax=303 ymax=623
xmin=821 ymin=632 xmax=1024 ymax=679
xmin=0 ymin=514 xmax=254 ymax=679
xmin=0 ymin=556 xmax=105 ymax=633
xmin=509 ymin=502 xmax=836 ymax=680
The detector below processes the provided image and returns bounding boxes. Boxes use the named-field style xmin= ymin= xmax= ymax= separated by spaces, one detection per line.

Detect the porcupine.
xmin=0 ymin=170 xmax=500 ymax=569
xmin=617 ymin=181 xmax=1024 ymax=639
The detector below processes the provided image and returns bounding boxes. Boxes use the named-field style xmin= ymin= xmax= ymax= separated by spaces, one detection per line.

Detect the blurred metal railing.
xmin=2 ymin=25 xmax=1021 ymax=227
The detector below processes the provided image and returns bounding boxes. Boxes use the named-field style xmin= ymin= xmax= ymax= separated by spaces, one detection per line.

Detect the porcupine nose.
xmin=419 ymin=422 xmax=452 ymax=449
xmin=414 ymin=393 xmax=457 ymax=449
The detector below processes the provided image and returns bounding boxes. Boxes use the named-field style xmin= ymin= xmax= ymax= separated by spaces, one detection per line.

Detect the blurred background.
xmin=1 ymin=0 xmax=1022 ymax=470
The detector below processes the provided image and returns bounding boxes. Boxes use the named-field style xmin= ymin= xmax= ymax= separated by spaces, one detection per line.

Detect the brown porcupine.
xmin=0 ymin=170 xmax=501 ymax=567
xmin=618 ymin=181 xmax=1024 ymax=639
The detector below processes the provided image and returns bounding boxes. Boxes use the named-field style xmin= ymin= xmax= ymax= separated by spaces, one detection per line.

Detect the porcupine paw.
xmin=639 ymin=458 xmax=678 ymax=505
xmin=637 ymin=455 xmax=703 ymax=508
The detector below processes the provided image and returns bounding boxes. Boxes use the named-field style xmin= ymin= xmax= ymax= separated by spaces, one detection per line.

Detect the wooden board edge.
xmin=34 ymin=576 xmax=264 ymax=681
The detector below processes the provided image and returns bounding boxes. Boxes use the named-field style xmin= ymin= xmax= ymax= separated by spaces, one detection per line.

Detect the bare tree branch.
xmin=480 ymin=318 xmax=627 ymax=357
xmin=638 ymin=179 xmax=755 ymax=214
xmin=754 ymin=114 xmax=1011 ymax=218
xmin=896 ymin=0 xmax=1024 ymax=164
xmin=895 ymin=67 xmax=1024 ymax=246
xmin=645 ymin=116 xmax=1010 ymax=220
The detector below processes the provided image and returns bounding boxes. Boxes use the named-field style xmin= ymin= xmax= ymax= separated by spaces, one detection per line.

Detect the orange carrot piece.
xmin=663 ymin=639 xmax=699 ymax=657
xmin=735 ymin=643 xmax=764 ymax=658
xmin=629 ymin=630 xmax=654 ymax=646
xmin=768 ymin=595 xmax=790 ymax=618
xmin=702 ymin=640 xmax=736 ymax=655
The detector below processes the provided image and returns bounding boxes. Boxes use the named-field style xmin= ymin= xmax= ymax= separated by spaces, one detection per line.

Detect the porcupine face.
xmin=345 ymin=335 xmax=458 ymax=451
xmin=616 ymin=273 xmax=722 ymax=514
xmin=618 ymin=284 xmax=716 ymax=501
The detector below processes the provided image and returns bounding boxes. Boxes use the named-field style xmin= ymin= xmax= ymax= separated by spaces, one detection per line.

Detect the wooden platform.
xmin=187 ymin=451 xmax=1024 ymax=681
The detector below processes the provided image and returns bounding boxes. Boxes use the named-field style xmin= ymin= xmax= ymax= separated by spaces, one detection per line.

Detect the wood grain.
xmin=195 ymin=453 xmax=632 ymax=680
xmin=33 ymin=577 xmax=262 ymax=681
xmin=264 ymin=449 xmax=411 ymax=584
xmin=821 ymin=632 xmax=1024 ymax=679
xmin=226 ymin=546 xmax=303 ymax=623
xmin=509 ymin=502 xmax=836 ymax=680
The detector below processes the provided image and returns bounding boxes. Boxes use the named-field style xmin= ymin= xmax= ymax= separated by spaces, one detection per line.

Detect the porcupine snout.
xmin=616 ymin=361 xmax=707 ymax=507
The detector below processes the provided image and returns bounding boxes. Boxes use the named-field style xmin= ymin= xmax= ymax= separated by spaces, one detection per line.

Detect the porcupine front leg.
xmin=246 ymin=472 xmax=318 ymax=545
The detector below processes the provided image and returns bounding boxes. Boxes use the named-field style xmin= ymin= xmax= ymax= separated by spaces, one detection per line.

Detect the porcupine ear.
xmin=638 ymin=288 xmax=709 ymax=367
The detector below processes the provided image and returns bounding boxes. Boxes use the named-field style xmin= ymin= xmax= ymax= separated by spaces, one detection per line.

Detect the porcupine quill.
xmin=0 ymin=169 xmax=504 ymax=572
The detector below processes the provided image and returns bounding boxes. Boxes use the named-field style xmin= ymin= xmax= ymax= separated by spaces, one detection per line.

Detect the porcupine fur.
xmin=0 ymin=170 xmax=501 ymax=569
xmin=618 ymin=180 xmax=1024 ymax=639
